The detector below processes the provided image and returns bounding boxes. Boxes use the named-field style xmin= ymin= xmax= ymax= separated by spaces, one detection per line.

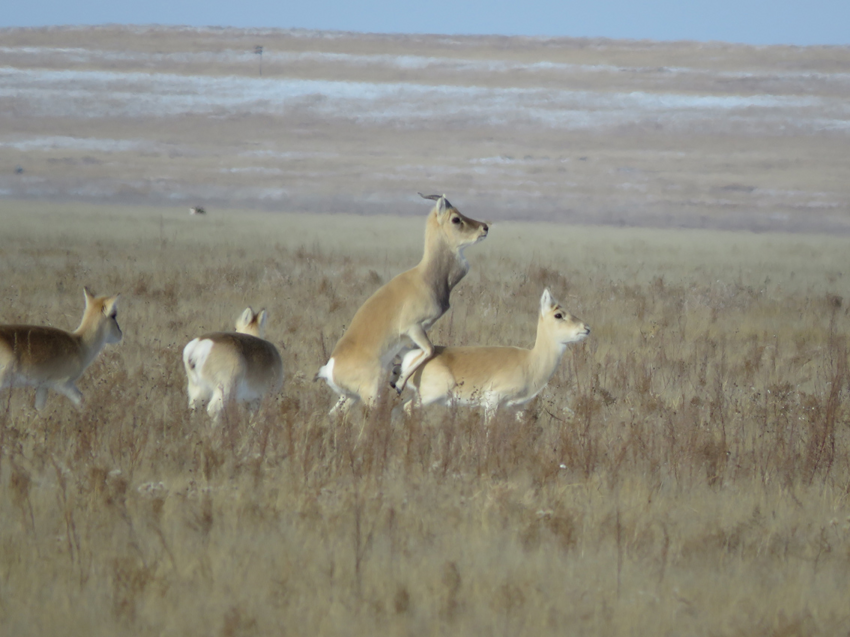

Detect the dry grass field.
xmin=0 ymin=200 xmax=848 ymax=636
xmin=1 ymin=24 xmax=850 ymax=635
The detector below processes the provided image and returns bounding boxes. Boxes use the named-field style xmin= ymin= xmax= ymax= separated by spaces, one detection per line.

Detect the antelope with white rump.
xmin=183 ymin=307 xmax=284 ymax=420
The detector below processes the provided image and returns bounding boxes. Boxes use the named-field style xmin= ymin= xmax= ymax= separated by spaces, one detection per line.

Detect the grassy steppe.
xmin=1 ymin=201 xmax=849 ymax=635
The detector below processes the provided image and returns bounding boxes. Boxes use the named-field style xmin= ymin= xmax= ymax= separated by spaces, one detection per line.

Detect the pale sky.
xmin=1 ymin=0 xmax=848 ymax=47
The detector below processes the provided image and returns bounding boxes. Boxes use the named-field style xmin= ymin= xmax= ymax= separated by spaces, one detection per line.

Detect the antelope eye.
xmin=554 ymin=313 xmax=563 ymax=319
xmin=452 ymin=217 xmax=461 ymax=224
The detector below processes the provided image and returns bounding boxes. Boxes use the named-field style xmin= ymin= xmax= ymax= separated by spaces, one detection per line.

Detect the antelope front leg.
xmin=34 ymin=387 xmax=49 ymax=410
xmin=393 ymin=324 xmax=434 ymax=394
xmin=55 ymin=383 xmax=84 ymax=409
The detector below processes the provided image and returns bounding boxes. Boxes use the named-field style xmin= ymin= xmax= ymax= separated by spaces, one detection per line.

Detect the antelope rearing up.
xmin=183 ymin=307 xmax=284 ymax=420
xmin=316 ymin=194 xmax=489 ymax=413
xmin=399 ymin=289 xmax=590 ymax=423
xmin=0 ymin=287 xmax=122 ymax=409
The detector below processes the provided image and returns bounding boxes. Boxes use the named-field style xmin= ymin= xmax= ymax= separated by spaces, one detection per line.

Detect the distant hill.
xmin=1 ymin=25 xmax=848 ymax=232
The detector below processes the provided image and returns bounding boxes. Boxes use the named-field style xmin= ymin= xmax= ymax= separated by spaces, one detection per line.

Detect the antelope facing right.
xmin=183 ymin=307 xmax=284 ymax=419
xmin=399 ymin=289 xmax=590 ymax=423
xmin=0 ymin=287 xmax=122 ymax=410
xmin=316 ymin=194 xmax=489 ymax=414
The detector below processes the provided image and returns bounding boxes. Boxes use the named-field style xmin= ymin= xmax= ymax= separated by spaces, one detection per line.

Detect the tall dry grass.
xmin=0 ymin=201 xmax=848 ymax=636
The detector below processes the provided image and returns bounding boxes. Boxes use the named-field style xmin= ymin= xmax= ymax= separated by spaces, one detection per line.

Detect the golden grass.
xmin=0 ymin=200 xmax=848 ymax=636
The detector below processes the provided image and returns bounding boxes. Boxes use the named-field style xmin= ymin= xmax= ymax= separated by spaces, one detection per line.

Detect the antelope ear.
xmin=105 ymin=294 xmax=120 ymax=312
xmin=438 ymin=194 xmax=453 ymax=217
xmin=83 ymin=286 xmax=95 ymax=305
xmin=540 ymin=289 xmax=555 ymax=315
xmin=238 ymin=307 xmax=255 ymax=329
xmin=257 ymin=309 xmax=268 ymax=331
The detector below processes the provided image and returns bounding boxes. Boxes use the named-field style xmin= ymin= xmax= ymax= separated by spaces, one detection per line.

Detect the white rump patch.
xmin=183 ymin=338 xmax=214 ymax=380
xmin=317 ymin=357 xmax=345 ymax=395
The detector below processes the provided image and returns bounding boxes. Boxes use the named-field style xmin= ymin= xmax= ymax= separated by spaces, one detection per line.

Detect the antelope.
xmin=183 ymin=307 xmax=284 ymax=419
xmin=0 ymin=287 xmax=122 ymax=410
xmin=190 ymin=206 xmax=206 ymax=215
xmin=398 ymin=289 xmax=589 ymax=423
xmin=316 ymin=193 xmax=489 ymax=414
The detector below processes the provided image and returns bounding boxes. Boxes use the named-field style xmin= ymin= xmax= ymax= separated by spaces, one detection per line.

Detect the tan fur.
xmin=316 ymin=194 xmax=488 ymax=413
xmin=401 ymin=289 xmax=589 ymax=422
xmin=0 ymin=287 xmax=122 ymax=409
xmin=183 ymin=307 xmax=284 ymax=419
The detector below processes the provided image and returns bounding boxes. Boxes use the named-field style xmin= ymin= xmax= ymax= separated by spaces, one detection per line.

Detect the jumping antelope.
xmin=316 ymin=193 xmax=488 ymax=414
